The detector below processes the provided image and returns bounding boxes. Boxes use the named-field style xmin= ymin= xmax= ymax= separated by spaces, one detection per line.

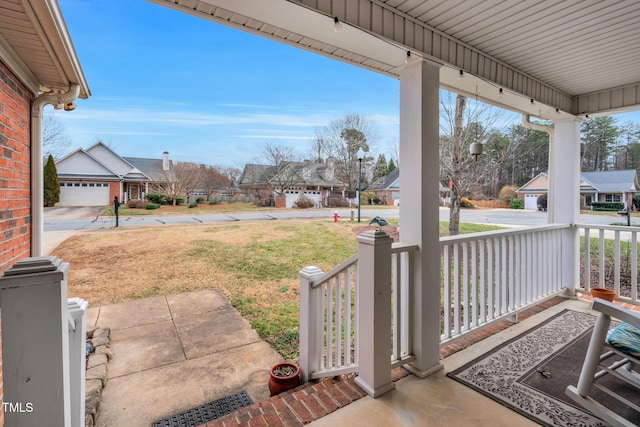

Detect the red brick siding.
xmin=109 ymin=181 xmax=120 ymax=204
xmin=0 ymin=59 xmax=34 ymax=427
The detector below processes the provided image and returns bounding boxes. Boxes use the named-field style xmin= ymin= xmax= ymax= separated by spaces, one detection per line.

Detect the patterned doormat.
xmin=151 ymin=391 xmax=252 ymax=427
xmin=448 ymin=310 xmax=638 ymax=427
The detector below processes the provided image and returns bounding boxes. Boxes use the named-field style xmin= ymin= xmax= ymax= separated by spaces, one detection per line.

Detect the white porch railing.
xmin=299 ymin=223 xmax=638 ymax=396
xmin=440 ymin=224 xmax=567 ymax=346
xmin=299 ymin=239 xmax=418 ymax=382
xmin=577 ymin=223 xmax=639 ymax=304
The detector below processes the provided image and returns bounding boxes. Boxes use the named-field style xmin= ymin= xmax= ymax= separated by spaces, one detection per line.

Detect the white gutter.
xmin=31 ymin=84 xmax=80 ymax=256
xmin=521 ymin=114 xmax=555 ymax=223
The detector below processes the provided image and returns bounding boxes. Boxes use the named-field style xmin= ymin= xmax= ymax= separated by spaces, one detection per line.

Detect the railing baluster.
xmin=462 ymin=242 xmax=469 ymax=331
xmin=614 ymin=230 xmax=621 ymax=296
xmin=599 ymin=229 xmax=605 ymax=287
xmin=632 ymin=232 xmax=638 ymax=302
xmin=479 ymin=239 xmax=486 ymax=323
xmin=453 ymin=244 xmax=460 ymax=334
xmin=584 ymin=227 xmax=591 ymax=290
xmin=345 ymin=266 xmax=353 ymax=366
xmin=487 ymin=237 xmax=494 ymax=320
xmin=443 ymin=245 xmax=451 ymax=339
xmin=471 ymin=240 xmax=478 ymax=328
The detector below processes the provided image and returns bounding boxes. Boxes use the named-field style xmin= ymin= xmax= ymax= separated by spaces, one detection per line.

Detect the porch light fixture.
xmin=458 ymin=70 xmax=464 ymax=80
xmin=530 ymin=98 xmax=535 ymax=106
xmin=357 ymin=148 xmax=364 ymax=223
xmin=498 ymin=88 xmax=504 ymax=97
xmin=333 ymin=17 xmax=343 ymax=32
xmin=555 ymin=108 xmax=561 ymax=115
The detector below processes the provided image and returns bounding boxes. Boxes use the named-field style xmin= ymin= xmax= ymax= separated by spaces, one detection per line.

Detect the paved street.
xmin=44 ymin=206 xmax=628 ymax=232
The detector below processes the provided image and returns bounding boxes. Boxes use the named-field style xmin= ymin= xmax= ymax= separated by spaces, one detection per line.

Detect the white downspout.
xmin=31 ymin=84 xmax=80 ymax=256
xmin=522 ymin=114 xmax=555 ymax=223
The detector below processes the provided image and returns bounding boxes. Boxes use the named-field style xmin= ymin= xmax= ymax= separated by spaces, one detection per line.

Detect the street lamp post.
xmin=357 ymin=148 xmax=364 ymax=223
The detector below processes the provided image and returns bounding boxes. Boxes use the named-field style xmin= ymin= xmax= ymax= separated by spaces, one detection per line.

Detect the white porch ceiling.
xmin=149 ymin=0 xmax=640 ymax=118
xmin=0 ymin=0 xmax=89 ymax=97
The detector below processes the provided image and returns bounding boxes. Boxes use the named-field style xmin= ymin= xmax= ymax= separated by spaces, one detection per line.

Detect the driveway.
xmin=44 ymin=206 xmax=105 ymax=220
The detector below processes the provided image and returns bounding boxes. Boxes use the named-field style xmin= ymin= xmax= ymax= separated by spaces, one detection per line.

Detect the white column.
xmin=399 ymin=59 xmax=443 ymax=377
xmin=550 ymin=119 xmax=581 ymax=294
xmin=354 ymin=230 xmax=395 ymax=397
xmin=0 ymin=257 xmax=72 ymax=427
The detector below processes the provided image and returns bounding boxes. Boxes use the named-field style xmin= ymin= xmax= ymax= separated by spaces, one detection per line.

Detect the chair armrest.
xmin=591 ymin=299 xmax=640 ymax=330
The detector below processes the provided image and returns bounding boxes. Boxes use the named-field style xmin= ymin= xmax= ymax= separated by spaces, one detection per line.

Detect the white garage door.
xmin=524 ymin=194 xmax=540 ymax=210
xmin=59 ymin=182 xmax=110 ymax=206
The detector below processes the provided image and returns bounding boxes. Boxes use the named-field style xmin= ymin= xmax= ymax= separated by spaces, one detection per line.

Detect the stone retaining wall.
xmin=85 ymin=326 xmax=112 ymax=427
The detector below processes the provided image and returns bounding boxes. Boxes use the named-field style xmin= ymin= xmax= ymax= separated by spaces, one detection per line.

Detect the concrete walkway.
xmin=87 ymin=290 xmax=282 ymax=427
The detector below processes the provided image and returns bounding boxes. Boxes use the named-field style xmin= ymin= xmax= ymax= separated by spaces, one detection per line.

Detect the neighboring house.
xmin=239 ymin=159 xmax=347 ymax=208
xmin=367 ymin=169 xmax=450 ymax=206
xmin=517 ymin=170 xmax=639 ymax=210
xmin=55 ymin=142 xmax=172 ymax=206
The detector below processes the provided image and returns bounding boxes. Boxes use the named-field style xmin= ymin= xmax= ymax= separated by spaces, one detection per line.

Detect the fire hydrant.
xmin=333 ymin=211 xmax=339 ymax=222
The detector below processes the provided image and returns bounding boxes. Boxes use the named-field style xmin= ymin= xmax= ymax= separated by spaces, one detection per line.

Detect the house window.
xmin=89 ymin=183 xmax=95 ymax=187
xmin=81 ymin=183 xmax=87 ymax=187
xmin=605 ymin=194 xmax=621 ymax=203
xmin=74 ymin=183 xmax=80 ymax=187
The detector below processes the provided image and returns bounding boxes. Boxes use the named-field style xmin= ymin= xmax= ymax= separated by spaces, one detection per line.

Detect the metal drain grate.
xmin=151 ymin=391 xmax=252 ymax=427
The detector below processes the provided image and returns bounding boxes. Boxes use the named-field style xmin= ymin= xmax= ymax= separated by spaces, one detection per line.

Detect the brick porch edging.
xmin=202 ymin=295 xmax=633 ymax=427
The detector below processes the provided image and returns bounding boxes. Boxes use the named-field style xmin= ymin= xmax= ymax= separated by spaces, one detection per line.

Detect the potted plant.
xmin=591 ymin=287 xmax=616 ymax=302
xmin=268 ymin=362 xmax=301 ymax=396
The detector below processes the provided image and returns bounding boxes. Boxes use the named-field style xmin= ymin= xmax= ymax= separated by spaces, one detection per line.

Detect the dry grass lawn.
xmin=53 ymin=218 xmax=383 ymax=358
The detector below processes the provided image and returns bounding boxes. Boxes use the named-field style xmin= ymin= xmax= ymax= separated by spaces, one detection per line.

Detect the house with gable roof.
xmin=367 ymin=168 xmax=450 ymax=206
xmin=55 ymin=141 xmax=172 ymax=206
xmin=239 ymin=158 xmax=347 ymax=208
xmin=517 ymin=169 xmax=639 ymax=210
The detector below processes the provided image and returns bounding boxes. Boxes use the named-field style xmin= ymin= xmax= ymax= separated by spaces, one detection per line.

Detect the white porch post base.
xmin=404 ymin=362 xmax=444 ymax=379
xmin=354 ymin=377 xmax=396 ymax=398
xmin=356 ymin=230 xmax=395 ymax=398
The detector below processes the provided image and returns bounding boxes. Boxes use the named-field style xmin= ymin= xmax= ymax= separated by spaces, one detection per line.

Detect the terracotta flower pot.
xmin=591 ymin=287 xmax=616 ymax=302
xmin=268 ymin=362 xmax=301 ymax=396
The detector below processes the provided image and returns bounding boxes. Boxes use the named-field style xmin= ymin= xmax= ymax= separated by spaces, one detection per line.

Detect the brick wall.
xmin=0 ymin=59 xmax=35 ymax=426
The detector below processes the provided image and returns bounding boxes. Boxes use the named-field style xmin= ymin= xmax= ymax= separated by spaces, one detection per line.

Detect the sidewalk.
xmin=87 ymin=289 xmax=283 ymax=426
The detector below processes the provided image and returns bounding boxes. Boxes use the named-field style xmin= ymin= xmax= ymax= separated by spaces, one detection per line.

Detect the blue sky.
xmin=53 ymin=0 xmax=639 ymax=168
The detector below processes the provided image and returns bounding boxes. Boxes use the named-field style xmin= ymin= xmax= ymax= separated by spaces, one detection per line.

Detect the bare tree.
xmin=43 ymin=112 xmax=70 ymax=159
xmin=155 ymin=161 xmax=203 ymax=206
xmin=439 ymin=91 xmax=507 ymax=235
xmin=200 ymin=165 xmax=232 ymax=196
xmin=314 ymin=113 xmax=376 ymax=193
xmin=260 ymin=142 xmax=300 ymax=198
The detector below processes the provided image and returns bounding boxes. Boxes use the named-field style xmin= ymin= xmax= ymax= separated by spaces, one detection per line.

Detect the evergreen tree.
xmin=373 ymin=154 xmax=388 ymax=181
xmin=581 ymin=116 xmax=619 ymax=171
xmin=43 ymin=154 xmax=60 ymax=207
xmin=387 ymin=158 xmax=397 ymax=174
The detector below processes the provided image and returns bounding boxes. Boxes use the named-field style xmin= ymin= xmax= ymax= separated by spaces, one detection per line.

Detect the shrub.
xmin=510 ymin=198 xmax=524 ymax=209
xmin=591 ymin=201 xmax=624 ymax=211
xmin=145 ymin=193 xmax=163 ymax=204
xmin=499 ymin=185 xmax=518 ymax=202
xmin=126 ymin=200 xmax=147 ymax=209
xmin=146 ymin=203 xmax=160 ymax=210
xmin=633 ymin=192 xmax=640 ymax=211
xmin=209 ymin=200 xmax=220 ymax=205
xmin=294 ymin=197 xmax=315 ymax=209
xmin=188 ymin=202 xmax=198 ymax=208
xmin=460 ymin=197 xmax=475 ymax=208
